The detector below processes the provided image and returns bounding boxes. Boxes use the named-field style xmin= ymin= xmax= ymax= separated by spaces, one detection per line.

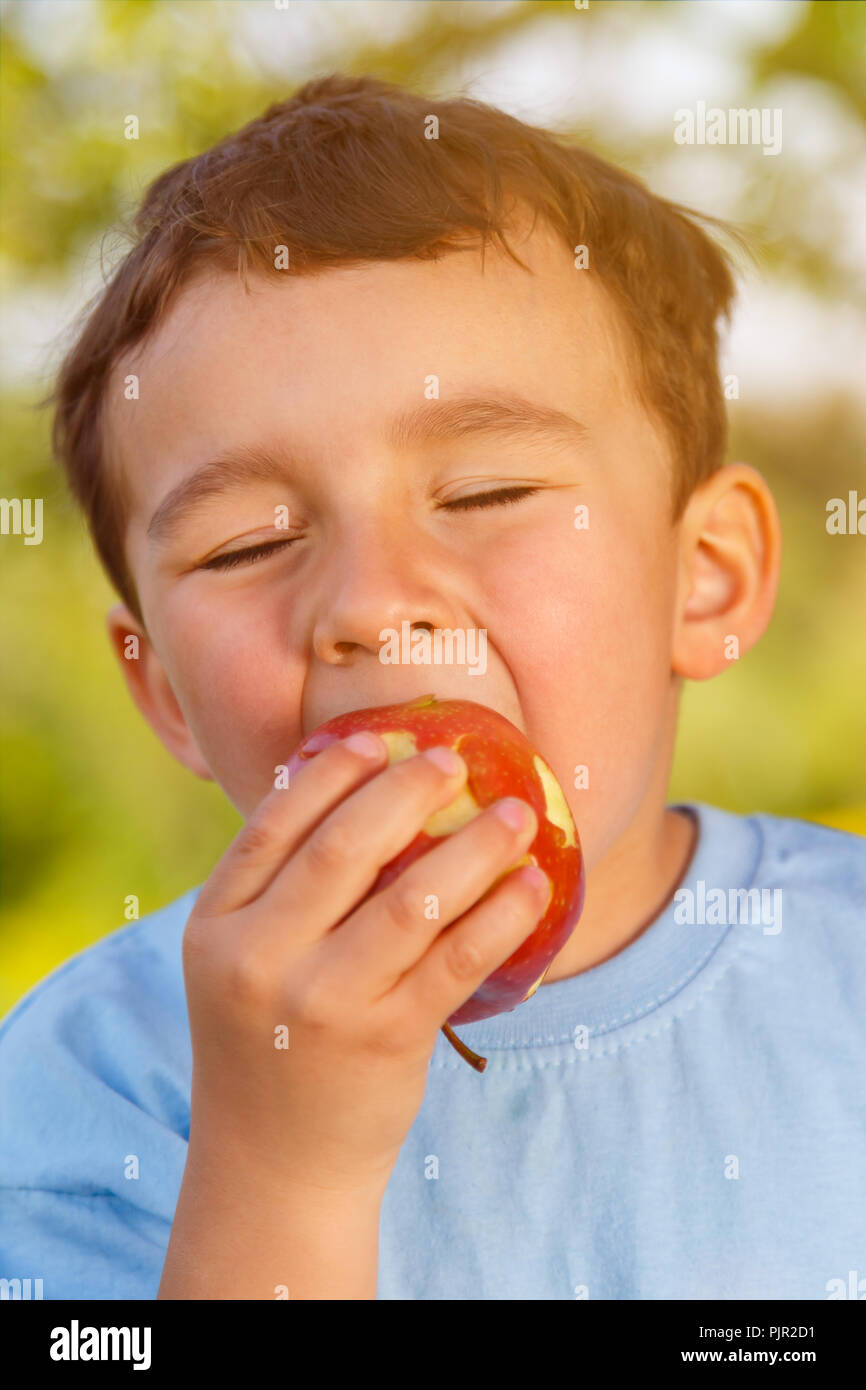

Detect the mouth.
xmin=302 ymin=689 xmax=511 ymax=739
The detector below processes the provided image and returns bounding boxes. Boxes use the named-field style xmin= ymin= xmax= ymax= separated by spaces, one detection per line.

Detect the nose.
xmin=310 ymin=523 xmax=462 ymax=667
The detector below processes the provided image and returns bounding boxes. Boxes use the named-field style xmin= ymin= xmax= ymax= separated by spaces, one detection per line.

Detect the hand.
xmin=182 ymin=732 xmax=549 ymax=1197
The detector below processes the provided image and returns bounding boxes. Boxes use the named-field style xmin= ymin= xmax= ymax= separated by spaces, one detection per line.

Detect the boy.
xmin=2 ymin=72 xmax=864 ymax=1301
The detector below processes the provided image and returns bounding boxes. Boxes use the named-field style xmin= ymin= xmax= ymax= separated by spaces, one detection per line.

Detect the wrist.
xmin=185 ymin=1117 xmax=391 ymax=1211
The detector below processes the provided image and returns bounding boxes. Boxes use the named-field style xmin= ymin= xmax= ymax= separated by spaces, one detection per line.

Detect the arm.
xmin=162 ymin=733 xmax=544 ymax=1301
xmin=158 ymin=1128 xmax=383 ymax=1300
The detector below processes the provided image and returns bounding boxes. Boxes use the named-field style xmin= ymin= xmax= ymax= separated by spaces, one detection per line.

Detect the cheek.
xmin=482 ymin=507 xmax=670 ymax=685
xmin=154 ymin=594 xmax=305 ymax=807
xmin=481 ymin=511 xmax=677 ymax=867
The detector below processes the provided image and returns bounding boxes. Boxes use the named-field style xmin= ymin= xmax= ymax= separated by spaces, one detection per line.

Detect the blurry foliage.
xmin=752 ymin=0 xmax=866 ymax=120
xmin=1 ymin=0 xmax=864 ymax=1012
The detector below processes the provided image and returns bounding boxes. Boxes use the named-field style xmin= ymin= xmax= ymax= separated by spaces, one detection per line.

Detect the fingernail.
xmin=523 ymin=866 xmax=550 ymax=899
xmin=344 ymin=732 xmax=385 ymax=759
xmin=423 ymin=745 xmax=464 ymax=776
xmin=494 ymin=798 xmax=533 ymax=831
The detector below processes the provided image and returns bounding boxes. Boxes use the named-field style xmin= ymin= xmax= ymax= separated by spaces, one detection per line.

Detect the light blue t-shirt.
xmin=2 ymin=801 xmax=865 ymax=1300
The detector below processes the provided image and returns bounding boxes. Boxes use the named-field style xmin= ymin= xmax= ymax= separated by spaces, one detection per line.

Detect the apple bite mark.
xmin=422 ymin=785 xmax=482 ymax=837
xmin=532 ymin=754 xmax=577 ymax=848
xmin=380 ymin=729 xmax=483 ymax=837
xmin=521 ymin=963 xmax=551 ymax=1003
xmin=378 ymin=729 xmax=419 ymax=763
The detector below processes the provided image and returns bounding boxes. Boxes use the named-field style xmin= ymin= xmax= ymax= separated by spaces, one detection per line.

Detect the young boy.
xmin=2 ymin=72 xmax=864 ymax=1301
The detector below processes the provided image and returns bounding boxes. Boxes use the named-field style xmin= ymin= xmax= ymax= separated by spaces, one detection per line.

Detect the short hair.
xmin=45 ymin=71 xmax=741 ymax=622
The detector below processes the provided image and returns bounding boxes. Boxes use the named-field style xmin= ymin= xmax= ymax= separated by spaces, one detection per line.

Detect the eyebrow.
xmin=146 ymin=390 xmax=590 ymax=545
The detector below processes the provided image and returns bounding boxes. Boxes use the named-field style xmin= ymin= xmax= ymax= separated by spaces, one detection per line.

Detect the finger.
xmin=195 ymin=733 xmax=389 ymax=915
xmin=390 ymin=863 xmax=551 ymax=1023
xmin=256 ymin=746 xmax=469 ymax=945
xmin=319 ymin=795 xmax=540 ymax=999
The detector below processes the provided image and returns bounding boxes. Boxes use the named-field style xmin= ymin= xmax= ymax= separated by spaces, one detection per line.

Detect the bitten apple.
xmin=286 ymin=693 xmax=585 ymax=1071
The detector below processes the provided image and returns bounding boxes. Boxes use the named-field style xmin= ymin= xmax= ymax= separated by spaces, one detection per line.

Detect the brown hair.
xmin=45 ymin=71 xmax=742 ymax=622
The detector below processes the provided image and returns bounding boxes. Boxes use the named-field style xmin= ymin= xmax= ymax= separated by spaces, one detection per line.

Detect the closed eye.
xmin=200 ymin=487 xmax=540 ymax=570
xmin=438 ymin=485 xmax=540 ymax=512
xmin=199 ymin=537 xmax=299 ymax=571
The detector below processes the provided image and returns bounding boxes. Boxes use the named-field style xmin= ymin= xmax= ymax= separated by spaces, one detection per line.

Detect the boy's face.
xmin=108 ymin=220 xmax=683 ymax=872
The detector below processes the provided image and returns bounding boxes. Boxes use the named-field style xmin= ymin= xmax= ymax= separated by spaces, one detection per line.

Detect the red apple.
xmin=286 ymin=693 xmax=585 ymax=1071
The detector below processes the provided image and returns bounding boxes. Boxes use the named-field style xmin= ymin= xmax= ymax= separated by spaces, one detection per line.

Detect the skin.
xmin=101 ymin=212 xmax=782 ymax=1297
xmin=105 ymin=215 xmax=780 ymax=983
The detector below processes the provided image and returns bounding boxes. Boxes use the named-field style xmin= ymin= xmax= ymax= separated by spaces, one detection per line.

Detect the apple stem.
xmin=441 ymin=1023 xmax=487 ymax=1073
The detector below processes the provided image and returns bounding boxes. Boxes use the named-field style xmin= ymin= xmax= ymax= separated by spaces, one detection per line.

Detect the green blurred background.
xmin=2 ymin=0 xmax=865 ymax=1016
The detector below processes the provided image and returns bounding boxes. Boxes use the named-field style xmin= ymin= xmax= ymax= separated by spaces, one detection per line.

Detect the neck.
xmin=542 ymin=801 xmax=698 ymax=984
xmin=542 ymin=678 xmax=695 ymax=986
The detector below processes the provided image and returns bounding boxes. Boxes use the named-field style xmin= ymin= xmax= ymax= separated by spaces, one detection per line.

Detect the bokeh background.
xmin=2 ymin=0 xmax=865 ymax=1015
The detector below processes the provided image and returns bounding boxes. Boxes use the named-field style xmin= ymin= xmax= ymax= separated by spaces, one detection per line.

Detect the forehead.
xmin=105 ymin=219 xmax=636 ymax=512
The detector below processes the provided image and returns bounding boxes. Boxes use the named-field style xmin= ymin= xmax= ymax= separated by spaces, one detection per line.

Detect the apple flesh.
xmin=286 ymin=693 xmax=585 ymax=1071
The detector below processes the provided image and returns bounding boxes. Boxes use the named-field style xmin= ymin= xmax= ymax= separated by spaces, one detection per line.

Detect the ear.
xmin=672 ymin=463 xmax=782 ymax=680
xmin=106 ymin=603 xmax=213 ymax=781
